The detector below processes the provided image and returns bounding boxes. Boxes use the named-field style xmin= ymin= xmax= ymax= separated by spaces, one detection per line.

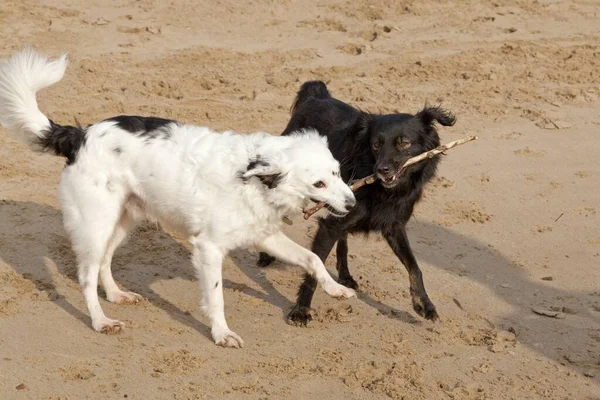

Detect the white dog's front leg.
xmin=190 ymin=238 xmax=243 ymax=348
xmin=258 ymin=232 xmax=356 ymax=299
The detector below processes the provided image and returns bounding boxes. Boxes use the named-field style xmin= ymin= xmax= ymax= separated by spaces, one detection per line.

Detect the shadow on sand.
xmin=0 ymin=200 xmax=597 ymax=377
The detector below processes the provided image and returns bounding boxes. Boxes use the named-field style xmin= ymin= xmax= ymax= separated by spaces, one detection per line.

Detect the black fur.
xmin=34 ymin=120 xmax=87 ymax=165
xmin=290 ymin=80 xmax=330 ymax=113
xmin=105 ymin=115 xmax=175 ymax=139
xmin=258 ymin=174 xmax=283 ymax=189
xmin=246 ymin=158 xmax=269 ymax=170
xmin=259 ymin=81 xmax=456 ymax=325
xmin=242 ymin=157 xmax=284 ymax=189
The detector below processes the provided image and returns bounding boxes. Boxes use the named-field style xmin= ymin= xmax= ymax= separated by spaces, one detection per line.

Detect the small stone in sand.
xmin=16 ymin=383 xmax=26 ymax=390
xmin=93 ymin=17 xmax=109 ymax=26
xmin=496 ymin=330 xmax=517 ymax=342
xmin=532 ymin=307 xmax=566 ymax=319
xmin=562 ymin=307 xmax=577 ymax=315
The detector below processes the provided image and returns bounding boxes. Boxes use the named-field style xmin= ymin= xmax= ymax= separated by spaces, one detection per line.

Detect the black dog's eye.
xmin=397 ymin=140 xmax=411 ymax=150
xmin=313 ymin=181 xmax=326 ymax=188
xmin=373 ymin=142 xmax=381 ymax=151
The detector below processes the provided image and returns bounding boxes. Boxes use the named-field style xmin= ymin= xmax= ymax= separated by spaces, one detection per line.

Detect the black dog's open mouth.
xmin=380 ymin=175 xmax=398 ymax=187
xmin=378 ymin=173 xmax=402 ymax=188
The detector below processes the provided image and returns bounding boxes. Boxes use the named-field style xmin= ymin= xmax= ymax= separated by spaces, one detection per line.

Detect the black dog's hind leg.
xmin=288 ymin=218 xmax=344 ymax=325
xmin=383 ymin=224 xmax=439 ymax=321
xmin=335 ymin=233 xmax=358 ymax=289
xmin=257 ymin=252 xmax=276 ymax=267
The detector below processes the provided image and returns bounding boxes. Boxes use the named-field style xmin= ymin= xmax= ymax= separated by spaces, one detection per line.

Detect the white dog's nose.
xmin=344 ymin=196 xmax=356 ymax=211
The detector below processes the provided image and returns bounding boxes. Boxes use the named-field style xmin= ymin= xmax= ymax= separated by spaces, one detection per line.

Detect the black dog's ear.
xmin=356 ymin=113 xmax=374 ymax=139
xmin=348 ymin=112 xmax=375 ymax=158
xmin=417 ymin=106 xmax=456 ymax=127
xmin=243 ymin=157 xmax=284 ymax=189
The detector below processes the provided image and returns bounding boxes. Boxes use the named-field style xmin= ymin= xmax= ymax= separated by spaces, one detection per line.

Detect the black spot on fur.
xmin=33 ymin=120 xmax=87 ymax=165
xmin=258 ymin=174 xmax=283 ymax=189
xmin=246 ymin=158 xmax=269 ymax=170
xmin=241 ymin=156 xmax=284 ymax=189
xmin=113 ymin=147 xmax=122 ymax=155
xmin=105 ymin=115 xmax=175 ymax=139
xmin=238 ymin=169 xmax=283 ymax=189
xmin=214 ymin=282 xmax=219 ymax=288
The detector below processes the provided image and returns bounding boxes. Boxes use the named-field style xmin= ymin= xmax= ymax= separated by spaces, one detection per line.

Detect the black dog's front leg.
xmin=335 ymin=233 xmax=358 ymax=289
xmin=257 ymin=252 xmax=275 ymax=267
xmin=287 ymin=218 xmax=343 ymax=326
xmin=383 ymin=224 xmax=439 ymax=321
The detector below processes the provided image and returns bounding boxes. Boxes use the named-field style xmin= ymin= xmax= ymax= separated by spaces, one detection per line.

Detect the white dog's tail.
xmin=0 ymin=48 xmax=84 ymax=163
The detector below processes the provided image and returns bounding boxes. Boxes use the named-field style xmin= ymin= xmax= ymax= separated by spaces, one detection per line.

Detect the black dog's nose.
xmin=377 ymin=166 xmax=390 ymax=175
xmin=344 ymin=197 xmax=356 ymax=211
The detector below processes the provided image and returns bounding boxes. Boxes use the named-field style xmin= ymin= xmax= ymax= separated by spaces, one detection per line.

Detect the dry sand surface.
xmin=1 ymin=0 xmax=599 ymax=398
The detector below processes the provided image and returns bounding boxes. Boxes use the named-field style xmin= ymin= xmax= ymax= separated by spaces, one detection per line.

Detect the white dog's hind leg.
xmin=100 ymin=212 xmax=143 ymax=305
xmin=190 ymin=238 xmax=243 ymax=348
xmin=62 ymin=182 xmax=127 ymax=334
xmin=258 ymin=232 xmax=356 ymax=299
xmin=74 ymin=231 xmax=124 ymax=333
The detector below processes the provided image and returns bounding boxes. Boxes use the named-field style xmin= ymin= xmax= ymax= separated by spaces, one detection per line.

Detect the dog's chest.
xmin=353 ymin=190 xmax=418 ymax=231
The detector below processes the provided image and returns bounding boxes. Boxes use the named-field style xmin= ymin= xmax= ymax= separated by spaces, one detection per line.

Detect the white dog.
xmin=0 ymin=49 xmax=356 ymax=347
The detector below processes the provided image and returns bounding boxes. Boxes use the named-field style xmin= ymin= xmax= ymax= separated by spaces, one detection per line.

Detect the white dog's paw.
xmin=212 ymin=327 xmax=244 ymax=348
xmin=322 ymin=280 xmax=356 ymax=299
xmin=107 ymin=290 xmax=144 ymax=305
xmin=92 ymin=317 xmax=124 ymax=335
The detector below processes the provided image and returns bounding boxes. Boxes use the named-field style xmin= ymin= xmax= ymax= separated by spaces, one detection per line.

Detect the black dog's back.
xmin=282 ymin=81 xmax=370 ymax=181
xmin=289 ymin=80 xmax=330 ymax=113
xmin=283 ymin=81 xmax=359 ymax=139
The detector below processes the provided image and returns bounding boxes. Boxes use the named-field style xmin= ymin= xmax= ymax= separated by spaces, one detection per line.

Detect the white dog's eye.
xmin=313 ymin=181 xmax=326 ymax=188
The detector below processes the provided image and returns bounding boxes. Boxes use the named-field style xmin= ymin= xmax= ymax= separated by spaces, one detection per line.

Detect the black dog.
xmin=258 ymin=81 xmax=456 ymax=325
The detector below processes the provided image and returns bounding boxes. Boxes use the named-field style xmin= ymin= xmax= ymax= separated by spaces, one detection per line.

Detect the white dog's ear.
xmin=243 ymin=157 xmax=285 ymax=189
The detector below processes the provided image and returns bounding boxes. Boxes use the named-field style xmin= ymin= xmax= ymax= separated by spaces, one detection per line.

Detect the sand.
xmin=1 ymin=0 xmax=599 ymax=398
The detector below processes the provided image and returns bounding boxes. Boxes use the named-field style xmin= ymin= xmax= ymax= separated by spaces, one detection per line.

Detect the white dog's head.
xmin=243 ymin=130 xmax=356 ymax=217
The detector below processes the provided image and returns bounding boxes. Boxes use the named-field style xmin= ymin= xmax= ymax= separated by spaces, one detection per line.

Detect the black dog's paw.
xmin=338 ymin=275 xmax=359 ymax=290
xmin=257 ymin=252 xmax=276 ymax=268
xmin=412 ymin=296 xmax=439 ymax=321
xmin=287 ymin=305 xmax=313 ymax=326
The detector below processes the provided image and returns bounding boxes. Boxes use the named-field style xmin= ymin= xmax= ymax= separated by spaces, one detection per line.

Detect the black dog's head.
xmin=359 ymin=106 xmax=455 ymax=189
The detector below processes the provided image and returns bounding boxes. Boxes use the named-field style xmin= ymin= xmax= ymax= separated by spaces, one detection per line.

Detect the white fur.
xmin=0 ymin=49 xmax=356 ymax=347
xmin=0 ymin=48 xmax=68 ymax=145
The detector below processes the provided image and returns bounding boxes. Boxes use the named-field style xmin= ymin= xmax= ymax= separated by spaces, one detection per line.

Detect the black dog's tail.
xmin=290 ymin=81 xmax=331 ymax=113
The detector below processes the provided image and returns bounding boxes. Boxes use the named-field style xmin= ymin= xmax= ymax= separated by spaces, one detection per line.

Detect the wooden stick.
xmin=301 ymin=175 xmax=377 ymax=219
xmin=302 ymin=135 xmax=478 ymax=220
xmin=397 ymin=135 xmax=478 ymax=171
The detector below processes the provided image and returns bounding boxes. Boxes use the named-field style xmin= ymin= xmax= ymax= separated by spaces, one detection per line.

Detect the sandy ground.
xmin=1 ymin=0 xmax=599 ymax=398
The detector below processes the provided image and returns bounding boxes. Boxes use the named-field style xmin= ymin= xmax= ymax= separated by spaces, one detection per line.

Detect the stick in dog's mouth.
xmin=302 ymin=135 xmax=478 ymax=220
